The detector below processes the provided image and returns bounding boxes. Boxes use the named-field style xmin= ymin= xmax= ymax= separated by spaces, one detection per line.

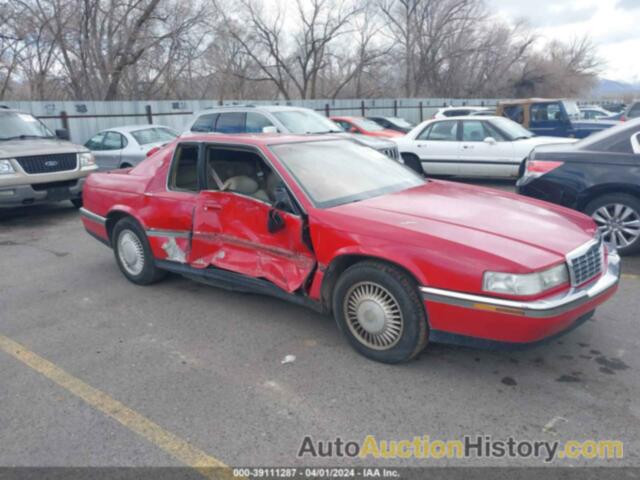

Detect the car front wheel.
xmin=332 ymin=261 xmax=428 ymax=363
xmin=585 ymin=194 xmax=640 ymax=255
xmin=112 ymin=217 xmax=167 ymax=285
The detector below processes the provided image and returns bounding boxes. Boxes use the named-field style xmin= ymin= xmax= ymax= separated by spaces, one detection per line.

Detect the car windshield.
xmin=389 ymin=117 xmax=413 ymax=128
xmin=272 ymin=110 xmax=342 ymax=134
xmin=489 ymin=117 xmax=534 ymax=140
xmin=351 ymin=118 xmax=385 ymax=131
xmin=131 ymin=127 xmax=178 ymax=145
xmin=271 ymin=139 xmax=425 ymax=208
xmin=562 ymin=100 xmax=581 ymax=120
xmin=0 ymin=111 xmax=55 ymax=140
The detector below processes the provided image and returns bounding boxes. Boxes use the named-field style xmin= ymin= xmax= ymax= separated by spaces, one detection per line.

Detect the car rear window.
xmin=131 ymin=127 xmax=177 ymax=145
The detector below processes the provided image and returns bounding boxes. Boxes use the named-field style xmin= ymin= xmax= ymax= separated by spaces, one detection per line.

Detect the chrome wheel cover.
xmin=117 ymin=230 xmax=145 ymax=276
xmin=592 ymin=203 xmax=640 ymax=249
xmin=344 ymin=281 xmax=403 ymax=350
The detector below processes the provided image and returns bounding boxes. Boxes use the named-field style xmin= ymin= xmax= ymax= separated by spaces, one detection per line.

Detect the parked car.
xmin=579 ymin=105 xmax=615 ymax=120
xmin=0 ymin=107 xmax=97 ymax=208
xmin=433 ymin=106 xmax=492 ymax=119
xmin=330 ymin=116 xmax=404 ymax=138
xmin=620 ymin=101 xmax=640 ymax=122
xmin=80 ymin=133 xmax=619 ymax=363
xmin=367 ymin=116 xmax=414 ymax=133
xmin=517 ymin=119 xmax=640 ymax=255
xmin=85 ymin=125 xmax=178 ymax=170
xmin=497 ymin=98 xmax=618 ymax=138
xmin=394 ymin=116 xmax=576 ymax=178
xmin=184 ymin=105 xmax=400 ymax=160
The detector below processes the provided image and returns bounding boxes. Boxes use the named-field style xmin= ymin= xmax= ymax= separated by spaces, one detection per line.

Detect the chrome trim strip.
xmin=79 ymin=207 xmax=106 ymax=225
xmin=420 ymin=251 xmax=620 ymax=318
xmin=146 ymin=228 xmax=191 ymax=238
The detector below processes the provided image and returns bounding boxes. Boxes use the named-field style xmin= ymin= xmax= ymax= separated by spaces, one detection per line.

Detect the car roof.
xmin=99 ymin=124 xmax=173 ymax=133
xmin=193 ymin=105 xmax=313 ymax=115
xmin=498 ymin=98 xmax=562 ymax=105
xmin=429 ymin=115 xmax=504 ymax=121
xmin=179 ymin=132 xmax=347 ymax=147
xmin=439 ymin=106 xmax=489 ymax=110
xmin=331 ymin=116 xmax=364 ymax=121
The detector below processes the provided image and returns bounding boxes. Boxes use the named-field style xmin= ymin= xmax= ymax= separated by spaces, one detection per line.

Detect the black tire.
xmin=112 ymin=217 xmax=167 ymax=285
xmin=70 ymin=198 xmax=83 ymax=208
xmin=332 ymin=261 xmax=429 ymax=363
xmin=584 ymin=193 xmax=640 ymax=256
xmin=401 ymin=153 xmax=424 ymax=175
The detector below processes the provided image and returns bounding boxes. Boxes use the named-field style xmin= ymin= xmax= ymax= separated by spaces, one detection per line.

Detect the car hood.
xmin=0 ymin=138 xmax=87 ymax=159
xmin=327 ymin=181 xmax=596 ymax=270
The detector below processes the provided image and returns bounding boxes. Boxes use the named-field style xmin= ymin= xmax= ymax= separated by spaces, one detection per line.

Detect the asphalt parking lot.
xmin=1 ymin=179 xmax=640 ymax=474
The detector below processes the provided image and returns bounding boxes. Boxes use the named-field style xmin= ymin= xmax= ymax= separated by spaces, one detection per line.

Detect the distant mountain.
xmin=593 ymin=78 xmax=640 ymax=96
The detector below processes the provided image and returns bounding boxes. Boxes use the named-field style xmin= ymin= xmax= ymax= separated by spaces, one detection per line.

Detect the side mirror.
xmin=349 ymin=126 xmax=358 ymax=134
xmin=55 ymin=128 xmax=70 ymax=141
xmin=262 ymin=126 xmax=278 ymax=133
xmin=483 ymin=137 xmax=497 ymax=145
xmin=267 ymin=209 xmax=285 ymax=233
xmin=273 ymin=185 xmax=293 ymax=212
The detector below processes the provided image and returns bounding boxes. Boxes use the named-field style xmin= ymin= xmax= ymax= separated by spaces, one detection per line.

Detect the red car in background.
xmin=331 ymin=116 xmax=405 ymax=138
xmin=80 ymin=134 xmax=620 ymax=363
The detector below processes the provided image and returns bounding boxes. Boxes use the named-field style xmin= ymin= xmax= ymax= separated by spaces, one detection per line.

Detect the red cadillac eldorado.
xmin=80 ymin=134 xmax=620 ymax=363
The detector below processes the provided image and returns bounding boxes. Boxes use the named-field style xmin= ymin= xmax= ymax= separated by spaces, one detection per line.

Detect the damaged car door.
xmin=189 ymin=145 xmax=316 ymax=293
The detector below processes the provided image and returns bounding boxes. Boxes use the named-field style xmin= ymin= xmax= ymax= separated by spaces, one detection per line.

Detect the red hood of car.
xmin=323 ymin=181 xmax=597 ymax=271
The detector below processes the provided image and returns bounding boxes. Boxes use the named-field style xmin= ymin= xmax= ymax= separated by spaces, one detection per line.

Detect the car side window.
xmin=191 ymin=113 xmax=219 ymax=133
xmin=425 ymin=121 xmax=458 ymax=141
xmin=483 ymin=122 xmax=506 ymax=141
xmin=102 ymin=131 xmax=125 ymax=150
xmin=85 ymin=132 xmax=106 ymax=150
xmin=461 ymin=121 xmax=487 ymax=142
xmin=206 ymin=147 xmax=286 ymax=207
xmin=531 ymin=103 xmax=563 ymax=122
xmin=503 ymin=105 xmax=524 ymax=124
xmin=608 ymin=138 xmax=634 ymax=154
xmin=169 ymin=144 xmax=200 ymax=192
xmin=216 ymin=113 xmax=246 ymax=133
xmin=245 ymin=112 xmax=275 ymax=133
xmin=629 ymin=103 xmax=640 ymax=118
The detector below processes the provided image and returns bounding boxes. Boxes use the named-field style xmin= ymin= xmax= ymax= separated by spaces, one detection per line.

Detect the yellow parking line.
xmin=0 ymin=334 xmax=230 ymax=480
xmin=622 ymin=273 xmax=639 ymax=281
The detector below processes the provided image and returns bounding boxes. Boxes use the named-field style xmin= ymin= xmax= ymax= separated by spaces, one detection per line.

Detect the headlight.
xmin=78 ymin=152 xmax=95 ymax=168
xmin=0 ymin=159 xmax=16 ymax=175
xmin=483 ymin=263 xmax=569 ymax=296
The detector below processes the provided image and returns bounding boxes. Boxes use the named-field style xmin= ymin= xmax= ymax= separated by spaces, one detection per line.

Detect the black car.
xmin=366 ymin=116 xmax=414 ymax=133
xmin=517 ymin=119 xmax=640 ymax=255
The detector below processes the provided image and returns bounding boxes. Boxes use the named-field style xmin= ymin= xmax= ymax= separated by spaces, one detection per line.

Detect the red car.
xmin=331 ymin=116 xmax=405 ymax=138
xmin=80 ymin=134 xmax=620 ymax=363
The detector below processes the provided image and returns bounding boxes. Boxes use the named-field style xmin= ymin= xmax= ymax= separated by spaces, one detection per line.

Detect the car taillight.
xmin=524 ymin=160 xmax=564 ymax=178
xmin=146 ymin=146 xmax=161 ymax=157
xmin=620 ymin=116 xmax=627 ymax=122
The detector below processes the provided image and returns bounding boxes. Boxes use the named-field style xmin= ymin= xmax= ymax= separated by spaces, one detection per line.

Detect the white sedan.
xmin=394 ymin=116 xmax=577 ymax=178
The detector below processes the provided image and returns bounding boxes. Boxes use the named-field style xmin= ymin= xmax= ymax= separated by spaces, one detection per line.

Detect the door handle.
xmin=463 ymin=145 xmax=474 ymax=149
xmin=203 ymin=202 xmax=222 ymax=211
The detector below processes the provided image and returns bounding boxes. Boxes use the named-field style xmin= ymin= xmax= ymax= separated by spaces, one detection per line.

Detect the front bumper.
xmin=0 ymin=178 xmax=85 ymax=207
xmin=420 ymin=251 xmax=620 ymax=346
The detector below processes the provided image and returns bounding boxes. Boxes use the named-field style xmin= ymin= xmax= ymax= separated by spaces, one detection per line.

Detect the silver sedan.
xmin=84 ymin=125 xmax=178 ymax=170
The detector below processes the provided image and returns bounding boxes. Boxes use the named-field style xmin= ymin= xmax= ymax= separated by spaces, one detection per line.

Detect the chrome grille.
xmin=567 ymin=239 xmax=604 ymax=286
xmin=16 ymin=153 xmax=77 ymax=174
xmin=379 ymin=146 xmax=399 ymax=160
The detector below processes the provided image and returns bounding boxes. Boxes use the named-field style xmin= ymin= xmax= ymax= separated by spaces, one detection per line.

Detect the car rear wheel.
xmin=585 ymin=194 xmax=640 ymax=255
xmin=332 ymin=261 xmax=428 ymax=363
xmin=112 ymin=217 xmax=167 ymax=285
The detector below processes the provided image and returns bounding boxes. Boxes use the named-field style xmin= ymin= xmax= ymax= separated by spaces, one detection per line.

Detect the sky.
xmin=489 ymin=0 xmax=640 ymax=82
